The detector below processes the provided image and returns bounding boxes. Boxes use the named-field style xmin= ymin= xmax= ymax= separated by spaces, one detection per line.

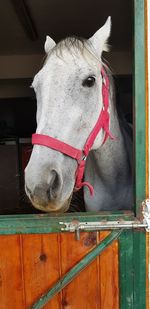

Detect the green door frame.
xmin=0 ymin=0 xmax=146 ymax=234
xmin=0 ymin=1 xmax=147 ymax=309
xmin=134 ymin=0 xmax=146 ymax=218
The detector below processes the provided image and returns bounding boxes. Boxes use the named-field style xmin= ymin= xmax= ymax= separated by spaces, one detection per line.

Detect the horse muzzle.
xmin=25 ymin=161 xmax=74 ymax=212
xmin=25 ymin=182 xmax=72 ymax=212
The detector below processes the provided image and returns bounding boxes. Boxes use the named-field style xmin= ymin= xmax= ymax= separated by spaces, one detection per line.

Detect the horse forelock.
xmin=41 ymin=35 xmax=117 ymax=118
xmin=43 ymin=35 xmax=112 ymax=71
xmin=40 ymin=36 xmax=118 ymax=123
xmin=49 ymin=36 xmax=88 ymax=57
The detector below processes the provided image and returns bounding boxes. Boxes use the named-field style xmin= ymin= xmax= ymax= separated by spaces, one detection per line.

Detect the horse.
xmin=25 ymin=17 xmax=133 ymax=213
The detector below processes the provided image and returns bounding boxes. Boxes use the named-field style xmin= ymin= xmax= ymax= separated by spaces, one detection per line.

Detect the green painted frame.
xmin=0 ymin=0 xmax=147 ymax=308
xmin=0 ymin=0 xmax=146 ymax=234
xmin=134 ymin=0 xmax=146 ymax=218
xmin=119 ymin=230 xmax=146 ymax=309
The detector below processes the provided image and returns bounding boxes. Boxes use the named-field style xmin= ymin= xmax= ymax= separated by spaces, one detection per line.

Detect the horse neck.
xmin=88 ymin=85 xmax=132 ymax=181
xmin=96 ymin=118 xmax=125 ymax=171
xmin=84 ymin=79 xmax=133 ymax=211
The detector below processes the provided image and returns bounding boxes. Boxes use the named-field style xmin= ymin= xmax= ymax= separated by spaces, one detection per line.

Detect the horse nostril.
xmin=47 ymin=170 xmax=62 ymax=200
xmin=25 ymin=170 xmax=63 ymax=205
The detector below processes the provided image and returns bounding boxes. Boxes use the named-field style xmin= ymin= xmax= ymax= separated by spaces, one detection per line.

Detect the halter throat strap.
xmin=32 ymin=67 xmax=114 ymax=196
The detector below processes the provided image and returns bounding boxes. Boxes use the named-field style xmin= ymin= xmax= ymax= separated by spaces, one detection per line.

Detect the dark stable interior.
xmin=0 ymin=1 xmax=133 ymax=214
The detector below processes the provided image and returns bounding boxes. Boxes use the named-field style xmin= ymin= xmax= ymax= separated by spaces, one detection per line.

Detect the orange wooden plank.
xmin=0 ymin=232 xmax=120 ymax=309
xmin=59 ymin=232 xmax=100 ymax=309
xmin=99 ymin=231 xmax=119 ymax=309
xmin=22 ymin=233 xmax=61 ymax=309
xmin=0 ymin=235 xmax=25 ymax=309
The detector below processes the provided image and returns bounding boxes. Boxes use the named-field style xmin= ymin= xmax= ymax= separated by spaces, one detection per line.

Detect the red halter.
xmin=32 ymin=67 xmax=114 ymax=196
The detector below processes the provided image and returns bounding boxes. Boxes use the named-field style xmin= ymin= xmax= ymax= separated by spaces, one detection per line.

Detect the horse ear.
xmin=89 ymin=16 xmax=111 ymax=54
xmin=44 ymin=35 xmax=56 ymax=54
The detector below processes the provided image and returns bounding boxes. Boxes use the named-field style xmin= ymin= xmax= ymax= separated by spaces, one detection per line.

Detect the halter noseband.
xmin=32 ymin=67 xmax=114 ymax=196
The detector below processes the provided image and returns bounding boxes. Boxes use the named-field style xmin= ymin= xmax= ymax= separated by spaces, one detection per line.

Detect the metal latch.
xmin=59 ymin=218 xmax=147 ymax=240
xmin=142 ymin=199 xmax=150 ymax=232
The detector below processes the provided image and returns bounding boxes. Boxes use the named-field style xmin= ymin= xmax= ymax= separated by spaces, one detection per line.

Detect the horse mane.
xmin=56 ymin=36 xmax=87 ymax=53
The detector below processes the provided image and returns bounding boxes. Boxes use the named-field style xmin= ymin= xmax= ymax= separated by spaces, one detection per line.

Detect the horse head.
xmin=25 ymin=17 xmax=111 ymax=212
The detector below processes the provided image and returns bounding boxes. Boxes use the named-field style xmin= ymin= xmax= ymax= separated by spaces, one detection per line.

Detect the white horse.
xmin=25 ymin=17 xmax=133 ymax=212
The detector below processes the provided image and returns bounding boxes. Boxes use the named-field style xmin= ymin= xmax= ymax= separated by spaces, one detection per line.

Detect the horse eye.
xmin=82 ymin=76 xmax=96 ymax=87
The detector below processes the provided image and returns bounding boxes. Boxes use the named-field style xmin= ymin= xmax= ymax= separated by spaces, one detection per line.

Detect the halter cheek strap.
xmin=32 ymin=67 xmax=115 ymax=197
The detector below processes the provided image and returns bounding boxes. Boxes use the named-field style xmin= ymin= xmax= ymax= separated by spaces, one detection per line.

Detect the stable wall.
xmin=0 ymin=52 xmax=132 ymax=98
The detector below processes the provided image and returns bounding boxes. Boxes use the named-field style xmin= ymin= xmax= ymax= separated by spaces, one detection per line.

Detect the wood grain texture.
xmin=21 ymin=233 xmax=61 ymax=309
xmin=0 ymin=235 xmax=25 ymax=309
xmin=59 ymin=232 xmax=100 ymax=309
xmin=99 ymin=231 xmax=119 ymax=309
xmin=0 ymin=232 xmax=119 ymax=308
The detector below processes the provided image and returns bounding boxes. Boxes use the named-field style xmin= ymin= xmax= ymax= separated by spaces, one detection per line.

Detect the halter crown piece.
xmin=32 ymin=67 xmax=114 ymax=197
